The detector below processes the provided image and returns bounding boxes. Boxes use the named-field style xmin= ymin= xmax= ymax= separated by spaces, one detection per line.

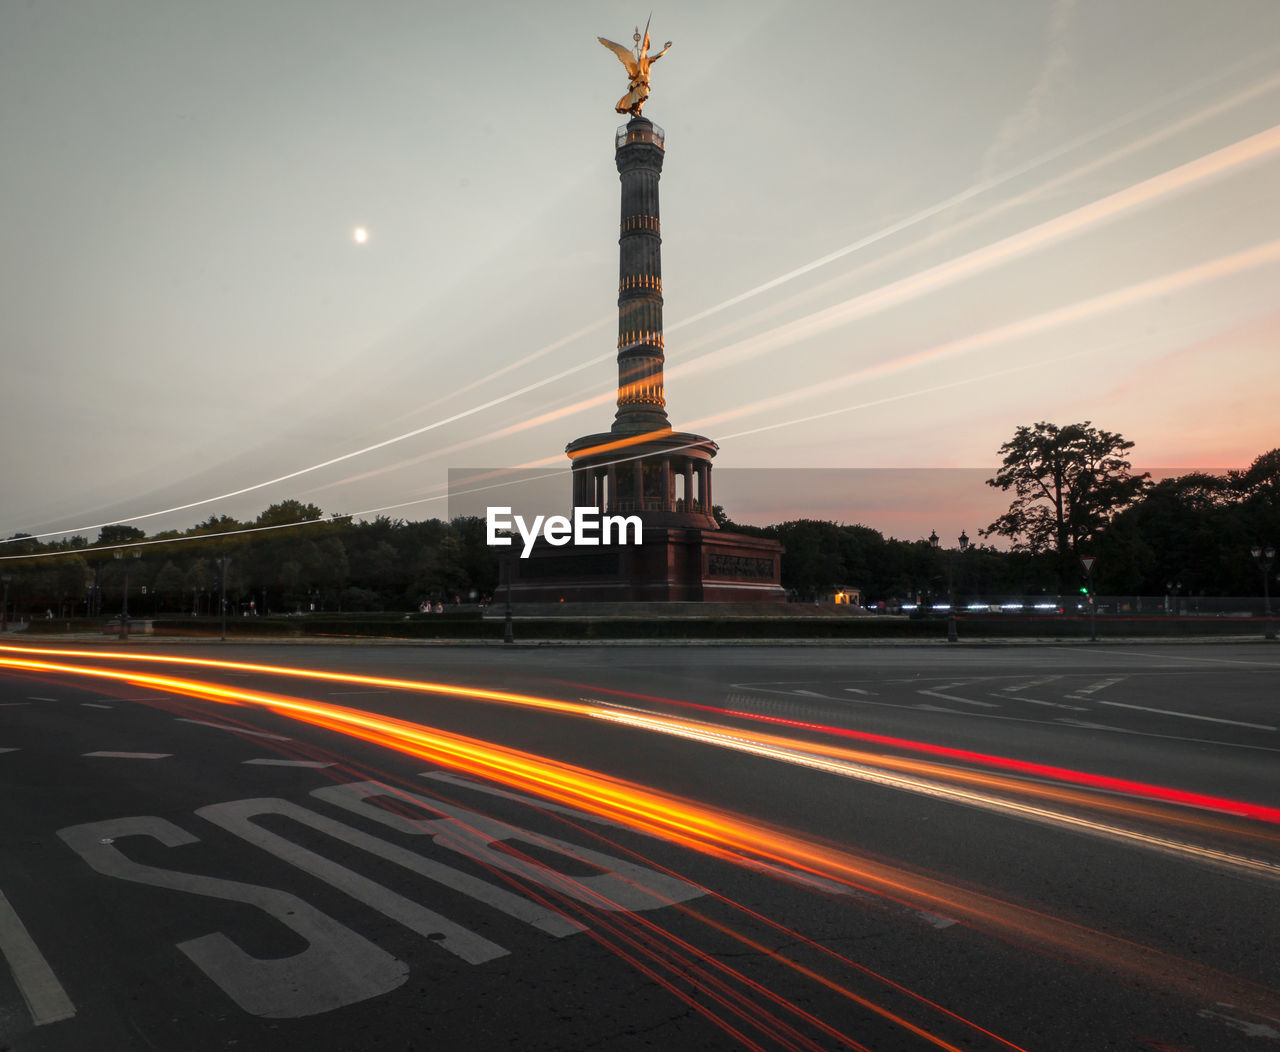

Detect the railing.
xmin=616 ymin=122 xmax=665 ymax=150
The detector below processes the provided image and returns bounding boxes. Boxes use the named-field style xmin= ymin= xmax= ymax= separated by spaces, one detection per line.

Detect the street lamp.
xmin=1 ymin=574 xmax=10 ymax=634
xmin=113 ymin=549 xmax=141 ymax=638
xmin=1251 ymin=545 xmax=1275 ymax=641
xmin=503 ymin=555 xmax=515 ymax=644
xmin=928 ymin=531 xmax=969 ymax=641
xmin=218 ymin=553 xmax=232 ymax=641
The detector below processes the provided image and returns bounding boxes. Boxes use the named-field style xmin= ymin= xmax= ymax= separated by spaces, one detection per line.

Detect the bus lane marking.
xmin=56 ymin=816 xmax=406 ymax=1019
xmin=196 ymin=796 xmax=575 ymax=955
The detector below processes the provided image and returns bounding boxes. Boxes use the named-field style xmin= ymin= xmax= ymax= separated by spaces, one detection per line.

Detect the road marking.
xmin=198 ymin=798 xmax=516 ymax=961
xmin=994 ymin=694 xmax=1088 ymax=712
xmin=0 ymin=888 xmax=76 ymax=1026
xmin=80 ymin=703 xmax=112 ymax=710
xmin=58 ymin=815 xmax=406 ymax=1019
xmin=1097 ymin=701 xmax=1276 ymax=731
xmin=326 ymin=690 xmax=389 ymax=696
xmin=914 ymin=704 xmax=974 ymax=715
xmin=27 ymin=697 xmax=58 ymax=702
xmin=1001 ymin=676 xmax=1061 ymax=692
xmin=177 ymin=719 xmax=291 ymax=741
xmin=0 ymin=702 xmax=30 ymax=707
xmin=82 ymin=751 xmax=171 ymax=759
xmin=1055 ymin=719 xmax=1123 ymax=731
xmin=242 ymin=759 xmax=334 ymax=768
xmin=917 ymin=688 xmax=999 ymax=708
xmin=1072 ymin=677 xmax=1126 ymax=695
xmin=843 ymin=687 xmax=873 ymax=694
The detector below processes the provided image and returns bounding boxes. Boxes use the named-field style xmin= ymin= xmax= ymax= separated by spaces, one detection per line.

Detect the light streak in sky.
xmin=12 ymin=99 xmax=1280 ymax=546
xmin=5 ymin=649 xmax=1280 ymax=1021
xmin=667 ymin=122 xmax=1280 ymax=385
xmin=675 ymin=238 xmax=1280 ymax=436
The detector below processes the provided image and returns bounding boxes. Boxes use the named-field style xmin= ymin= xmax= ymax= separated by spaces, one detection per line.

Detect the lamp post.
xmin=1 ymin=574 xmax=10 ymax=634
xmin=1251 ymin=545 xmax=1275 ymax=641
xmin=218 ymin=553 xmax=231 ymax=641
xmin=931 ymin=530 xmax=969 ymax=643
xmin=114 ymin=549 xmax=141 ymax=638
xmin=503 ymin=555 xmax=514 ymax=644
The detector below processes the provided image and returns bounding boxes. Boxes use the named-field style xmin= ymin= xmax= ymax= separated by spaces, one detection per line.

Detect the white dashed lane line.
xmin=81 ymin=752 xmax=171 ymax=759
xmin=0 ymin=748 xmax=18 ymax=754
xmin=26 ymin=697 xmax=58 ymax=702
xmin=1097 ymin=700 xmax=1277 ymax=731
xmin=0 ymin=702 xmax=30 ymax=707
xmin=242 ymin=759 xmax=334 ymax=768
xmin=176 ymin=719 xmax=292 ymax=741
xmin=79 ymin=703 xmax=113 ymax=710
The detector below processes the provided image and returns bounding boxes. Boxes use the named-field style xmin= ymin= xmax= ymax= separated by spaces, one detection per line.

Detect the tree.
xmin=983 ymin=422 xmax=1148 ymax=585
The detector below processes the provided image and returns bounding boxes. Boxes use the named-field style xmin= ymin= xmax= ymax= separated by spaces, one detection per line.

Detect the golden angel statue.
xmin=598 ymin=19 xmax=672 ymax=117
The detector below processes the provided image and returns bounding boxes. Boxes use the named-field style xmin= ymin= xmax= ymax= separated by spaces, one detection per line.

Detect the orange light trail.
xmin=5 ymin=645 xmax=1273 ymax=832
xmin=4 ymin=647 xmax=1280 ymax=1024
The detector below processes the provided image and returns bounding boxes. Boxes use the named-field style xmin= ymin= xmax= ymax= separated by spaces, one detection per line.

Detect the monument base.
xmin=498 ymin=527 xmax=785 ymax=604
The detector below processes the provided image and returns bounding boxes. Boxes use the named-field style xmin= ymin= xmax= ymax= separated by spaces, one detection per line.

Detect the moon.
xmin=353 ymin=227 xmax=369 ymax=244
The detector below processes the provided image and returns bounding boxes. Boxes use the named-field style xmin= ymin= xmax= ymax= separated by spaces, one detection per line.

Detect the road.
xmin=1 ymin=640 xmax=1278 ymax=1050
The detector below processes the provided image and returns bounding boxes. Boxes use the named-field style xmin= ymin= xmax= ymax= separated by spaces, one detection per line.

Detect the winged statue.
xmin=598 ymin=20 xmax=672 ymax=117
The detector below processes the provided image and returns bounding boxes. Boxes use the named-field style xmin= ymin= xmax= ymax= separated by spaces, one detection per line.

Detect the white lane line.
xmin=1055 ymin=718 xmax=1125 ymax=731
xmin=1001 ymin=676 xmax=1061 ymax=692
xmin=1074 ymin=677 xmax=1126 ymax=694
xmin=82 ymin=751 xmax=170 ymax=759
xmin=0 ymin=889 xmax=76 ymax=1026
xmin=842 ymin=687 xmax=876 ymax=695
xmin=176 ymin=719 xmax=291 ymax=741
xmin=1097 ymin=701 xmax=1277 ymax=731
xmin=917 ymin=689 xmax=999 ymax=708
xmin=27 ymin=697 xmax=58 ymax=702
xmin=0 ymin=748 xmax=18 ymax=754
xmin=995 ymin=694 xmax=1088 ymax=712
xmin=0 ymin=702 xmax=30 ymax=707
xmin=80 ymin=703 xmax=112 ymax=710
xmin=242 ymin=759 xmax=334 ymax=768
xmin=914 ymin=704 xmax=974 ymax=715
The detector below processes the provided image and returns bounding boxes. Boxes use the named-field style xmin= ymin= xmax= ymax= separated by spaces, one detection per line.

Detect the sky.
xmin=2 ymin=1 xmax=1279 ymax=547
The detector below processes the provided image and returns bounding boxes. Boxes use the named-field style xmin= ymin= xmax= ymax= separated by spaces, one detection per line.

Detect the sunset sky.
xmin=3 ymin=1 xmax=1278 ymax=545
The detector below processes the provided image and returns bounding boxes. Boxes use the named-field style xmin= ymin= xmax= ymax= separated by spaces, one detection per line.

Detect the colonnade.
xmin=572 ymin=455 xmax=712 ymax=515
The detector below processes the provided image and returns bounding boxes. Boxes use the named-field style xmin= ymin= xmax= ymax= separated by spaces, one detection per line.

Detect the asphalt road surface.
xmin=1 ymin=640 xmax=1278 ymax=1051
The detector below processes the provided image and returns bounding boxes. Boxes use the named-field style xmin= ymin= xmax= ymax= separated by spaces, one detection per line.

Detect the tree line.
xmin=0 ymin=502 xmax=500 ymax=619
xmin=2 ymin=430 xmax=1277 ymax=618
